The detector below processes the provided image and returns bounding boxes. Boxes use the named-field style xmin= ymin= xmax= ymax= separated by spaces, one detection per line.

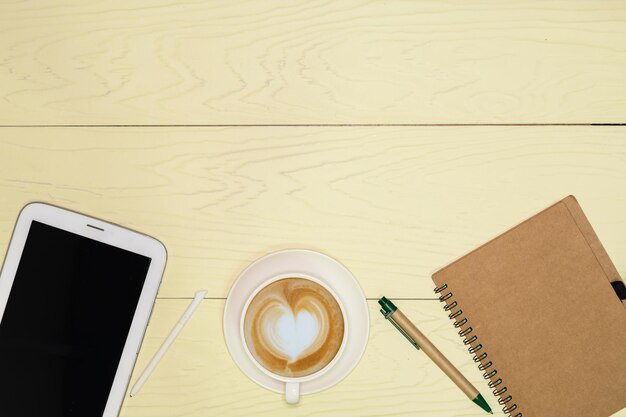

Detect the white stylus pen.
xmin=130 ymin=289 xmax=207 ymax=397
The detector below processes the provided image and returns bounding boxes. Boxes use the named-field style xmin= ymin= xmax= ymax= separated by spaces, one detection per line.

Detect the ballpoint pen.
xmin=379 ymin=296 xmax=492 ymax=414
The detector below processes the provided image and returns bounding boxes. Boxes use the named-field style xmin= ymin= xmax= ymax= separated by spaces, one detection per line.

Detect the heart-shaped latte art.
xmin=266 ymin=306 xmax=320 ymax=362
xmin=243 ymin=278 xmax=344 ymax=377
xmin=256 ymin=298 xmax=329 ymax=363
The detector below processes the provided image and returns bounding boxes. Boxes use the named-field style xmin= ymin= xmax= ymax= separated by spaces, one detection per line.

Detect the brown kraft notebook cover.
xmin=432 ymin=195 xmax=626 ymax=417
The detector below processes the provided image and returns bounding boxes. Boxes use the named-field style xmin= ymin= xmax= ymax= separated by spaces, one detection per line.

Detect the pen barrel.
xmin=390 ymin=309 xmax=479 ymax=400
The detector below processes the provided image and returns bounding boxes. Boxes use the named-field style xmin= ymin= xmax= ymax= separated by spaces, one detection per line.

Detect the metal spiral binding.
xmin=434 ymin=283 xmax=522 ymax=417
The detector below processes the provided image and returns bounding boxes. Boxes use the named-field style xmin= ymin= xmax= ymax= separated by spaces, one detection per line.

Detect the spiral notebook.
xmin=432 ymin=196 xmax=626 ymax=417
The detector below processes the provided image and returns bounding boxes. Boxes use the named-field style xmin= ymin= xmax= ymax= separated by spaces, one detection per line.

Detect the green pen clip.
xmin=378 ymin=296 xmax=420 ymax=350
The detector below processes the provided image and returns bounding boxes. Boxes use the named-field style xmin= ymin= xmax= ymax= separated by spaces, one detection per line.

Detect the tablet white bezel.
xmin=0 ymin=202 xmax=167 ymax=417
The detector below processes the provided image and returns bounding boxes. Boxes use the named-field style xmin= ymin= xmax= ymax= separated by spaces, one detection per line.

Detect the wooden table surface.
xmin=1 ymin=2 xmax=626 ymax=416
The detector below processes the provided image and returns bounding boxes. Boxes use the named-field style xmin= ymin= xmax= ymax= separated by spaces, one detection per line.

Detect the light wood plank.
xmin=121 ymin=299 xmax=504 ymax=417
xmin=1 ymin=127 xmax=625 ymax=298
xmin=122 ymin=298 xmax=626 ymax=416
xmin=1 ymin=1 xmax=626 ymax=124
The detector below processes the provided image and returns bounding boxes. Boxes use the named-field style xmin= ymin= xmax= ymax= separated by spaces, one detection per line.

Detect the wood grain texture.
xmin=121 ymin=299 xmax=626 ymax=417
xmin=121 ymin=299 xmax=506 ymax=417
xmin=1 ymin=1 xmax=626 ymax=125
xmin=0 ymin=127 xmax=625 ymax=298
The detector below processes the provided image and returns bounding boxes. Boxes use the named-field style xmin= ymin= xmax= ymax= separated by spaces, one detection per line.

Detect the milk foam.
xmin=244 ymin=278 xmax=344 ymax=378
xmin=268 ymin=306 xmax=320 ymax=362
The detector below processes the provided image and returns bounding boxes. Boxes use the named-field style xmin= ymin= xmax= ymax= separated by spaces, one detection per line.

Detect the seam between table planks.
xmin=1 ymin=123 xmax=625 ymax=128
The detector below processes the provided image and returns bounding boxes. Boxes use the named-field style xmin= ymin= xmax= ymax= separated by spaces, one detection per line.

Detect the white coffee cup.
xmin=239 ymin=273 xmax=348 ymax=404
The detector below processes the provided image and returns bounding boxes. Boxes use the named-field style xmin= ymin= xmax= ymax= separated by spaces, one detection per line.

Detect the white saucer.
xmin=223 ymin=249 xmax=369 ymax=395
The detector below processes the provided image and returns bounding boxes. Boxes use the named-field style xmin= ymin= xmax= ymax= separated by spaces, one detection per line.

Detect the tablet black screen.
xmin=0 ymin=220 xmax=151 ymax=417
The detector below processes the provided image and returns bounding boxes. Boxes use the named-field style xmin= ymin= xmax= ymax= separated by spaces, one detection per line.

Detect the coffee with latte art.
xmin=243 ymin=278 xmax=345 ymax=378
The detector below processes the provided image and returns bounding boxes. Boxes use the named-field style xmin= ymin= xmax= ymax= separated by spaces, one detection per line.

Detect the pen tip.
xmin=472 ymin=394 xmax=492 ymax=414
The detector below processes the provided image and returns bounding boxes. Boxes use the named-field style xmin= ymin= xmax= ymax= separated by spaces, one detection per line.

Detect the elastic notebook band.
xmin=611 ymin=281 xmax=626 ymax=300
xmin=434 ymin=284 xmax=522 ymax=417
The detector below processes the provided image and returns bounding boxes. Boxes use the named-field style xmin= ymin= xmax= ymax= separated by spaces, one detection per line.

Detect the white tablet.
xmin=0 ymin=203 xmax=166 ymax=417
